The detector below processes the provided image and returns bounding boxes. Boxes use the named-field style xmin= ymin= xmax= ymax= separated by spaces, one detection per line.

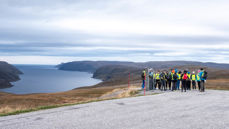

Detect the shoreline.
xmin=0 ymin=66 xmax=102 ymax=94
xmin=1 ymin=77 xmax=229 ymax=95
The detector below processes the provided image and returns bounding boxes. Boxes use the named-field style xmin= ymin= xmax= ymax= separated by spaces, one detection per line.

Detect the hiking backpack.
xmin=202 ymin=71 xmax=208 ymax=80
xmin=141 ymin=72 xmax=145 ymax=79
xmin=183 ymin=74 xmax=188 ymax=80
xmin=168 ymin=73 xmax=172 ymax=80
xmin=173 ymin=74 xmax=178 ymax=80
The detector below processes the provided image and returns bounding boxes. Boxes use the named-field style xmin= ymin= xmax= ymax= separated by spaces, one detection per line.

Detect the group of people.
xmin=141 ymin=68 xmax=208 ymax=92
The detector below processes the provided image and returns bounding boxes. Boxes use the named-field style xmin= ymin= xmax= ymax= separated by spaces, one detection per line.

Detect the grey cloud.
xmin=119 ymin=35 xmax=229 ymax=44
xmin=1 ymin=0 xmax=229 ymax=64
xmin=0 ymin=0 xmax=114 ymax=19
xmin=1 ymin=25 xmax=229 ymax=45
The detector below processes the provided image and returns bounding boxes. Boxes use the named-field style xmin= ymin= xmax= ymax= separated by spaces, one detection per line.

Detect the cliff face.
xmin=0 ymin=61 xmax=23 ymax=89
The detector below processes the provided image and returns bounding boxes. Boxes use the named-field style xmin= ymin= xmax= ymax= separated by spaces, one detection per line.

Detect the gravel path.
xmin=0 ymin=90 xmax=229 ymax=129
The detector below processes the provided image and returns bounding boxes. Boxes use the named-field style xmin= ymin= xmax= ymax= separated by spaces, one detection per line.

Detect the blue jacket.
xmin=149 ymin=72 xmax=154 ymax=78
xmin=198 ymin=71 xmax=206 ymax=81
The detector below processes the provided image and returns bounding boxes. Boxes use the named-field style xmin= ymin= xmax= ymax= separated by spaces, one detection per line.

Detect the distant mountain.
xmin=0 ymin=61 xmax=23 ymax=89
xmin=57 ymin=61 xmax=229 ymax=73
xmin=57 ymin=61 xmax=229 ymax=86
xmin=93 ymin=65 xmax=141 ymax=81
xmin=91 ymin=65 xmax=142 ymax=86
xmin=57 ymin=61 xmax=137 ymax=73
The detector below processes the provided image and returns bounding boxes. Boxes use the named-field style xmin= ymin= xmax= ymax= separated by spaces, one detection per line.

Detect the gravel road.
xmin=0 ymin=90 xmax=229 ymax=129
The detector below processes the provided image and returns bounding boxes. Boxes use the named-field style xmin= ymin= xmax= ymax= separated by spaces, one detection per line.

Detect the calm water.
xmin=0 ymin=65 xmax=101 ymax=94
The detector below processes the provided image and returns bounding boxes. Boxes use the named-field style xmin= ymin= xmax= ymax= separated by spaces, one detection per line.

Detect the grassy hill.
xmin=0 ymin=61 xmax=23 ymax=88
xmin=57 ymin=61 xmax=229 ymax=89
xmin=57 ymin=61 xmax=229 ymax=72
xmin=1 ymin=61 xmax=229 ymax=116
xmin=57 ymin=61 xmax=136 ymax=73
xmin=92 ymin=65 xmax=229 ymax=88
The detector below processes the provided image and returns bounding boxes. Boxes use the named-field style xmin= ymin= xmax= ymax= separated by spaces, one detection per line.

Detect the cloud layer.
xmin=1 ymin=0 xmax=229 ymax=64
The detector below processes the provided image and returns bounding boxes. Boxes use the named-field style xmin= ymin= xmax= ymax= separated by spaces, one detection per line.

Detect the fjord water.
xmin=1 ymin=65 xmax=101 ymax=94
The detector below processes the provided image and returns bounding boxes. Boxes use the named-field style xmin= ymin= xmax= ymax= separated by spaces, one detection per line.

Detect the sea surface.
xmin=0 ymin=65 xmax=101 ymax=94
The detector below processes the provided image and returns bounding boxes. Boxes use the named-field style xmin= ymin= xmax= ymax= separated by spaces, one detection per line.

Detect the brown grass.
xmin=0 ymin=79 xmax=228 ymax=116
xmin=99 ymin=85 xmax=140 ymax=99
xmin=0 ymin=86 xmax=114 ymax=114
xmin=206 ymin=79 xmax=229 ymax=90
xmin=0 ymin=84 xmax=140 ymax=115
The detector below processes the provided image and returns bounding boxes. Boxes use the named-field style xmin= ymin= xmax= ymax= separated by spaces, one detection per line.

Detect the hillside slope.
xmin=92 ymin=64 xmax=229 ymax=88
xmin=58 ymin=61 xmax=229 ymax=88
xmin=57 ymin=61 xmax=229 ymax=73
xmin=0 ymin=61 xmax=23 ymax=88
xmin=57 ymin=61 xmax=136 ymax=73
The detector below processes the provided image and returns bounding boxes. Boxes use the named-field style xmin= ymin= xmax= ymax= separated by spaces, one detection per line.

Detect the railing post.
xmin=128 ymin=73 xmax=130 ymax=89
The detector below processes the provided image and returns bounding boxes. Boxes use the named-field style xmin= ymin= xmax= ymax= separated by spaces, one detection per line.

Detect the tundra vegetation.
xmin=0 ymin=61 xmax=229 ymax=116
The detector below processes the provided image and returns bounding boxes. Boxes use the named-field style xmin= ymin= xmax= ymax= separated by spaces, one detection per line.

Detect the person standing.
xmin=160 ymin=71 xmax=166 ymax=91
xmin=165 ymin=71 xmax=168 ymax=90
xmin=155 ymin=71 xmax=161 ymax=90
xmin=197 ymin=70 xmax=201 ymax=91
xmin=141 ymin=69 xmax=146 ymax=90
xmin=191 ymin=71 xmax=197 ymax=90
xmin=149 ymin=69 xmax=154 ymax=90
xmin=181 ymin=70 xmax=188 ymax=92
xmin=177 ymin=71 xmax=182 ymax=90
xmin=187 ymin=72 xmax=191 ymax=90
xmin=153 ymin=72 xmax=156 ymax=90
xmin=167 ymin=69 xmax=173 ymax=90
xmin=199 ymin=68 xmax=207 ymax=92
xmin=172 ymin=71 xmax=178 ymax=91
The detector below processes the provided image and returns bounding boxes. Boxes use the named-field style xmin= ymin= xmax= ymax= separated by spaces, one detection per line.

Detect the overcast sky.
xmin=1 ymin=0 xmax=229 ymax=64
